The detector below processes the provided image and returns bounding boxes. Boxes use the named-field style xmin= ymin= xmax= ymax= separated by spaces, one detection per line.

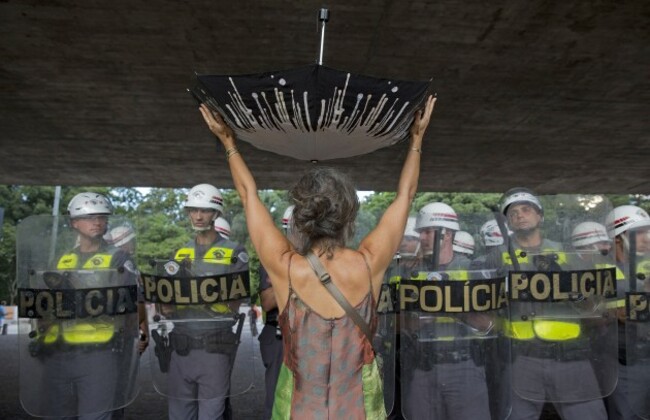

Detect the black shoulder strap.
xmin=305 ymin=251 xmax=374 ymax=344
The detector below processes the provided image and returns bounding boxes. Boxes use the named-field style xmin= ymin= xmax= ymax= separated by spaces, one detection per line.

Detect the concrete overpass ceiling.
xmin=0 ymin=1 xmax=648 ymax=193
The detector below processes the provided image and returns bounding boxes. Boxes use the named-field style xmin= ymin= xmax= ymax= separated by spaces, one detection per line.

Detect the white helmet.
xmin=500 ymin=187 xmax=543 ymax=216
xmin=105 ymin=225 xmax=135 ymax=247
xmin=214 ymin=217 xmax=231 ymax=239
xmin=282 ymin=205 xmax=295 ymax=230
xmin=415 ymin=202 xmax=460 ymax=232
xmin=606 ymin=205 xmax=650 ymax=238
xmin=184 ymin=184 xmax=224 ymax=213
xmin=571 ymin=221 xmax=611 ymax=248
xmin=452 ymin=231 xmax=475 ymax=255
xmin=480 ymin=220 xmax=505 ymax=247
xmin=404 ymin=216 xmax=419 ymax=239
xmin=67 ymin=192 xmax=113 ymax=218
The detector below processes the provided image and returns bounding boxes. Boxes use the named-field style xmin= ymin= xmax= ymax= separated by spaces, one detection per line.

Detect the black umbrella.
xmin=189 ymin=9 xmax=431 ymax=161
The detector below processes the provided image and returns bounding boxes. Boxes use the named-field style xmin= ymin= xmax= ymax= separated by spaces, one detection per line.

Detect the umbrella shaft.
xmin=318 ymin=8 xmax=329 ymax=65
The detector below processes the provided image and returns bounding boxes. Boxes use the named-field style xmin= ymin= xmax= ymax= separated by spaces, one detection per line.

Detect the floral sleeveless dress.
xmin=271 ymin=255 xmax=386 ymax=420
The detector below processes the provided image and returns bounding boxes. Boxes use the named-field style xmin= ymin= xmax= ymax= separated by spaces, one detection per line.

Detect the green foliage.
xmin=220 ymin=189 xmax=290 ymax=298
xmin=413 ymin=192 xmax=501 ymax=215
xmin=361 ymin=192 xmax=397 ymax=220
xmin=133 ymin=213 xmax=192 ymax=267
xmin=110 ymin=188 xmax=145 ymax=214
xmin=350 ymin=208 xmax=377 ymax=248
xmin=1 ymin=184 xmax=649 ymax=307
xmin=134 ymin=188 xmax=187 ymax=222
xmin=0 ymin=223 xmax=16 ymax=303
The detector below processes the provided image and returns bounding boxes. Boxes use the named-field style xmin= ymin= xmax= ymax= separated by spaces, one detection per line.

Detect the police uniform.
xmin=403 ymin=253 xmax=493 ymax=420
xmin=257 ymin=266 xmax=283 ymax=420
xmin=44 ymin=244 xmax=138 ymax=420
xmin=487 ymin=238 xmax=608 ymax=420
xmin=605 ymin=262 xmax=650 ymax=420
xmin=167 ymin=237 xmax=248 ymax=420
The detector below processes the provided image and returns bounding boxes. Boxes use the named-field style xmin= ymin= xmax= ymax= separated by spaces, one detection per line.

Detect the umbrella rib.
xmin=383 ymin=100 xmax=410 ymax=136
xmin=370 ymin=97 xmax=399 ymax=136
xmin=341 ymin=94 xmax=363 ymax=131
xmin=303 ymin=92 xmax=313 ymax=132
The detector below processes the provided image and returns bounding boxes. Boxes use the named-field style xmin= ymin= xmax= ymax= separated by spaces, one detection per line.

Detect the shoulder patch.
xmin=164 ymin=261 xmax=180 ymax=275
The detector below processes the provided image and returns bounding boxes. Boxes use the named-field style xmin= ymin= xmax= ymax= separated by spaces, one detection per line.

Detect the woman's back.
xmin=272 ymin=251 xmax=386 ymax=419
xmin=199 ymin=94 xmax=435 ymax=420
xmin=275 ymin=249 xmax=380 ymax=317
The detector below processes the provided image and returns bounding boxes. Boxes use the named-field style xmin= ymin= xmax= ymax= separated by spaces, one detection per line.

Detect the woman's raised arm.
xmin=199 ymin=104 xmax=291 ymax=274
xmin=359 ymin=95 xmax=437 ymax=271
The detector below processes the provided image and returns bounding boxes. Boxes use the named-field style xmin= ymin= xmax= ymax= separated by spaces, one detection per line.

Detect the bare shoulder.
xmin=357 ymin=247 xmax=389 ymax=294
xmin=265 ymin=250 xmax=295 ymax=284
xmin=357 ymin=246 xmax=381 ymax=274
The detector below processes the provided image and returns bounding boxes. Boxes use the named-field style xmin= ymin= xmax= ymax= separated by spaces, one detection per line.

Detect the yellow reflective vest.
xmin=173 ymin=242 xmax=238 ymax=314
xmin=173 ymin=246 xmax=234 ymax=266
xmin=501 ymin=248 xmax=580 ymax=341
xmin=44 ymin=250 xmax=117 ymax=345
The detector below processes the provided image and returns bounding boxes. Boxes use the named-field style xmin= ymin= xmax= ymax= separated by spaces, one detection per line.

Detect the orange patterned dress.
xmin=271 ymin=255 xmax=386 ymax=419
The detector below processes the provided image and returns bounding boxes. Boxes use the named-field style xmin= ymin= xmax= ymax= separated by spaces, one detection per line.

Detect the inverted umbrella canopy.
xmin=190 ymin=64 xmax=431 ymax=161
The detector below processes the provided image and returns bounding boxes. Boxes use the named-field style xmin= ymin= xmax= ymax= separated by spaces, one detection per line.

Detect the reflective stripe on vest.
xmin=51 ymin=252 xmax=116 ymax=344
xmin=174 ymin=247 xmax=234 ymax=265
xmin=409 ymin=270 xmax=470 ymax=281
xmin=503 ymin=320 xmax=581 ymax=341
xmin=174 ymin=246 xmax=236 ymax=314
xmin=502 ymin=250 xmax=579 ymax=340
xmin=501 ymin=249 xmax=568 ymax=266
xmin=57 ymin=253 xmax=113 ymax=270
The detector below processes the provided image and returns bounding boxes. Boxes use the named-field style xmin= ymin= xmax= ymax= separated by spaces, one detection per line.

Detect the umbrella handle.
xmin=318 ymin=8 xmax=330 ymax=65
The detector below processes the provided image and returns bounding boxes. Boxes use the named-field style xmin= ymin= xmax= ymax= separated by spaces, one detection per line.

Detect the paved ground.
xmin=0 ymin=319 xmax=562 ymax=419
xmin=0 ymin=319 xmax=266 ymax=419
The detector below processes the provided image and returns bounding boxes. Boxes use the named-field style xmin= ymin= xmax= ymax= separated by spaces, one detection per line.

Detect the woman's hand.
xmin=199 ymin=104 xmax=236 ymax=149
xmin=410 ymin=95 xmax=437 ymax=143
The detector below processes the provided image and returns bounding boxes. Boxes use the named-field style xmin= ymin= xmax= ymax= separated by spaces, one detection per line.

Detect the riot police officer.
xmin=571 ymin=221 xmax=612 ymax=254
xmin=399 ymin=216 xmax=421 ymax=261
xmin=388 ymin=216 xmax=422 ymax=287
xmin=164 ymin=183 xmax=249 ymax=420
xmin=452 ymin=230 xmax=475 ymax=258
xmin=490 ymin=188 xmax=610 ymax=420
xmin=415 ymin=202 xmax=470 ymax=270
xmin=401 ymin=201 xmax=493 ymax=420
xmin=604 ymin=205 xmax=650 ymax=420
xmin=22 ymin=192 xmax=141 ymax=419
xmin=481 ymin=219 xmax=506 ymax=249
xmin=106 ymin=224 xmax=149 ymax=354
xmin=472 ymin=219 xmax=507 ymax=269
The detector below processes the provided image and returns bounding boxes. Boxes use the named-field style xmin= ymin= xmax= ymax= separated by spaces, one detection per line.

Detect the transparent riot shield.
xmin=143 ymin=255 xmax=254 ymax=402
xmin=624 ymin=230 xmax=650 ymax=419
xmin=374 ymin=257 xmax=399 ymax=414
xmin=16 ymin=215 xmax=140 ymax=417
xmin=399 ymin=268 xmax=508 ymax=420
xmin=499 ymin=194 xmax=618 ymax=404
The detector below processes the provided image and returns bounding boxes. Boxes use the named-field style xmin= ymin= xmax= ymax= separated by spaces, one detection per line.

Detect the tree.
xmin=1 ymin=185 xmax=648 ymax=306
